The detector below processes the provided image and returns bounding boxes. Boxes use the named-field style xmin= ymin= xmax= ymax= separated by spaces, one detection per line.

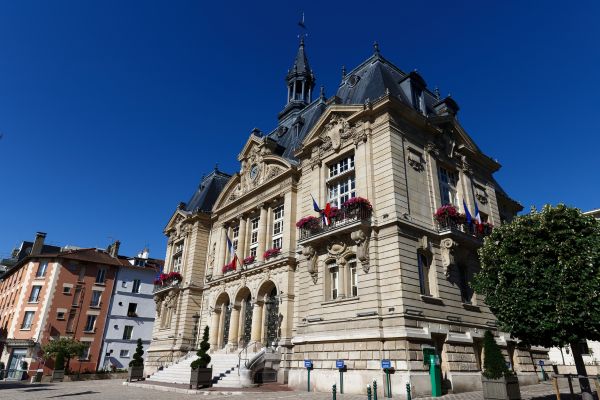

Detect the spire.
xmin=279 ymin=38 xmax=316 ymax=121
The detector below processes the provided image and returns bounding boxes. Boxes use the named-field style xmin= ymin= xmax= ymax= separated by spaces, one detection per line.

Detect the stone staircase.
xmin=147 ymin=351 xmax=243 ymax=386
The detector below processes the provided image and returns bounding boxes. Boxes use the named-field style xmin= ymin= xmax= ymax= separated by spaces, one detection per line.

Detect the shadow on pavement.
xmin=47 ymin=391 xmax=99 ymax=398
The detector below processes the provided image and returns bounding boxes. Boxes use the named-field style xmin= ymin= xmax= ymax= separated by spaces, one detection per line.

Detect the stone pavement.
xmin=0 ymin=378 xmax=592 ymax=400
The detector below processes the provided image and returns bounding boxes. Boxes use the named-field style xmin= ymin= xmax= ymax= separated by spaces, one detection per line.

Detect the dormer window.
xmin=412 ymin=87 xmax=424 ymax=114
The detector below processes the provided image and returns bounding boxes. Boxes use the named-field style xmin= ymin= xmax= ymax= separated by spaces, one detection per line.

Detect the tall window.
xmin=418 ymin=253 xmax=431 ymax=296
xmin=79 ymin=343 xmax=91 ymax=360
xmin=66 ymin=310 xmax=76 ymax=332
xmin=272 ymin=205 xmax=284 ymax=249
xmin=72 ymin=286 xmax=82 ymax=306
xmin=84 ymin=315 xmax=97 ymax=332
xmin=458 ymin=264 xmax=473 ymax=304
xmin=123 ymin=325 xmax=134 ymax=340
xmin=438 ymin=166 xmax=458 ymax=206
xmin=78 ymin=266 xmax=86 ymax=281
xmin=171 ymin=241 xmax=184 ymax=273
xmin=132 ymin=279 xmax=141 ymax=293
xmin=349 ymin=258 xmax=358 ymax=297
xmin=21 ymin=311 xmax=34 ymax=329
xmin=96 ymin=268 xmax=106 ymax=284
xmin=328 ymin=155 xmax=356 ymax=207
xmin=250 ymin=218 xmax=259 ymax=257
xmin=90 ymin=290 xmax=102 ymax=307
xmin=29 ymin=286 xmax=42 ymax=303
xmin=330 ymin=266 xmax=339 ymax=300
xmin=232 ymin=227 xmax=239 ymax=251
xmin=36 ymin=261 xmax=48 ymax=278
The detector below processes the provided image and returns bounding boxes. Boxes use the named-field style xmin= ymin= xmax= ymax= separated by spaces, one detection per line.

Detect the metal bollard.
xmin=332 ymin=383 xmax=337 ymax=400
xmin=373 ymin=379 xmax=378 ymax=400
xmin=367 ymin=384 xmax=372 ymax=400
xmin=406 ymin=383 xmax=412 ymax=400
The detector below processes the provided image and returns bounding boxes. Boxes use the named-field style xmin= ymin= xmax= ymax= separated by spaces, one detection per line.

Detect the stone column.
xmin=257 ymin=206 xmax=268 ymax=260
xmin=217 ymin=306 xmax=226 ymax=348
xmin=215 ymin=224 xmax=227 ymax=277
xmin=209 ymin=310 xmax=220 ymax=349
xmin=227 ymin=305 xmax=240 ymax=349
xmin=250 ymin=300 xmax=264 ymax=343
xmin=279 ymin=294 xmax=294 ymax=345
xmin=238 ymin=217 xmax=247 ymax=260
xmin=338 ymin=258 xmax=347 ymax=298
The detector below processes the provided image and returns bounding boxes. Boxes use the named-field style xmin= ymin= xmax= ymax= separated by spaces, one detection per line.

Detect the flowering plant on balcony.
xmin=296 ymin=216 xmax=320 ymax=230
xmin=434 ymin=204 xmax=461 ymax=223
xmin=222 ymin=261 xmax=236 ymax=274
xmin=153 ymin=271 xmax=182 ymax=286
xmin=341 ymin=197 xmax=372 ymax=212
xmin=263 ymin=247 xmax=281 ymax=260
xmin=243 ymin=255 xmax=255 ymax=265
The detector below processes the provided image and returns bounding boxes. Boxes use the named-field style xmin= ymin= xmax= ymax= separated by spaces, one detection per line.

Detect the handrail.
xmin=237 ymin=342 xmax=253 ymax=376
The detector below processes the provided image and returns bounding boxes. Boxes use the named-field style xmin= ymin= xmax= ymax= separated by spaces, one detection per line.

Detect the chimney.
xmin=108 ymin=240 xmax=120 ymax=258
xmin=31 ymin=232 xmax=47 ymax=256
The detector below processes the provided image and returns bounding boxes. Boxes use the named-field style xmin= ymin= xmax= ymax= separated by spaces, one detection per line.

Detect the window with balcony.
xmin=327 ymin=155 xmax=356 ymax=208
xmin=84 ymin=315 xmax=97 ymax=332
xmin=21 ymin=311 xmax=34 ymax=330
xmin=123 ymin=325 xmax=134 ymax=340
xmin=132 ymin=279 xmax=141 ymax=294
xmin=29 ymin=286 xmax=42 ymax=303
xmin=438 ymin=166 xmax=458 ymax=206
xmin=36 ymin=261 xmax=48 ymax=278
xmin=272 ymin=205 xmax=284 ymax=249
xmin=90 ymin=290 xmax=101 ymax=308
xmin=96 ymin=268 xmax=106 ymax=284
xmin=250 ymin=218 xmax=259 ymax=257
xmin=172 ymin=241 xmax=184 ymax=273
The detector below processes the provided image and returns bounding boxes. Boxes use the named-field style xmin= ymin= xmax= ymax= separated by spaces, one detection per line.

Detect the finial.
xmin=385 ymin=87 xmax=390 ymax=96
xmin=319 ymin=85 xmax=325 ymax=99
xmin=448 ymin=92 xmax=452 ymax=97
xmin=342 ymin=65 xmax=346 ymax=79
xmin=214 ymin=163 xmax=219 ymax=172
xmin=373 ymin=41 xmax=380 ymax=55
xmin=300 ymin=37 xmax=305 ymax=46
xmin=434 ymin=87 xmax=440 ymax=100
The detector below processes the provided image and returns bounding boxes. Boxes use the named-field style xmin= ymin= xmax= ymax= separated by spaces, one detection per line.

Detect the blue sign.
xmin=381 ymin=359 xmax=392 ymax=369
xmin=336 ymin=360 xmax=345 ymax=369
xmin=539 ymin=360 xmax=544 ymax=366
xmin=304 ymin=359 xmax=313 ymax=368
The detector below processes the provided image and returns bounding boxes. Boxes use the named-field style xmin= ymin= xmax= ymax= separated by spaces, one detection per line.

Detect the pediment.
xmin=300 ymin=105 xmax=364 ymax=153
xmin=164 ymin=209 xmax=190 ymax=234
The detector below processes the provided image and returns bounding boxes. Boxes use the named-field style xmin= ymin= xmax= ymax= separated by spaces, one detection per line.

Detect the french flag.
xmin=463 ymin=199 xmax=473 ymax=225
xmin=474 ymin=201 xmax=483 ymax=233
xmin=226 ymin=233 xmax=238 ymax=268
xmin=311 ymin=195 xmax=331 ymax=226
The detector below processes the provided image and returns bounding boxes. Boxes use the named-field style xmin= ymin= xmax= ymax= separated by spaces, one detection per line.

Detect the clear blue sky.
xmin=1 ymin=1 xmax=598 ymax=258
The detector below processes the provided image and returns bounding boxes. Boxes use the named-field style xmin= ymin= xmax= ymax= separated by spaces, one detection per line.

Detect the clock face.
xmin=250 ymin=164 xmax=259 ymax=180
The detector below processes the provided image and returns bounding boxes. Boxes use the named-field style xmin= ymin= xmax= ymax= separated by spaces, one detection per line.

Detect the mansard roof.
xmin=185 ymin=167 xmax=232 ymax=213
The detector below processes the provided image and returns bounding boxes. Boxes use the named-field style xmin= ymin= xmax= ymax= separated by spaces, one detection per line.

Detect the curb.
xmin=122 ymin=381 xmax=244 ymax=395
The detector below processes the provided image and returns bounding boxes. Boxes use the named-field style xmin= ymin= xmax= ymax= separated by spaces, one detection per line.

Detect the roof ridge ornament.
xmin=373 ymin=41 xmax=380 ymax=56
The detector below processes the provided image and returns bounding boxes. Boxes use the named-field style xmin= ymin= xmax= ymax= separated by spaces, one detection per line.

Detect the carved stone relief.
xmin=351 ymin=229 xmax=371 ymax=273
xmin=302 ymin=245 xmax=318 ymax=284
xmin=440 ymin=238 xmax=458 ymax=277
xmin=407 ymin=148 xmax=425 ymax=172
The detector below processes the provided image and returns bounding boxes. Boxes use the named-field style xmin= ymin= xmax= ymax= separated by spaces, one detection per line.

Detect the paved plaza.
xmin=0 ymin=378 xmax=591 ymax=400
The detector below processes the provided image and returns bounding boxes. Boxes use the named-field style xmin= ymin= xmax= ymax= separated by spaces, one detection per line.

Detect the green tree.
xmin=472 ymin=204 xmax=600 ymax=396
xmin=190 ymin=326 xmax=211 ymax=370
xmin=482 ymin=330 xmax=510 ymax=379
xmin=129 ymin=338 xmax=144 ymax=367
xmin=42 ymin=338 xmax=87 ymax=372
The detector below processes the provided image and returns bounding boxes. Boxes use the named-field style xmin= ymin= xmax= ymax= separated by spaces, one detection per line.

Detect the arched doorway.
xmin=221 ymin=300 xmax=231 ymax=348
xmin=242 ymin=293 xmax=253 ymax=346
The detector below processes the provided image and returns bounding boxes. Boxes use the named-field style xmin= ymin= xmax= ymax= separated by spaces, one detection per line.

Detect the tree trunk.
xmin=570 ymin=342 xmax=592 ymax=399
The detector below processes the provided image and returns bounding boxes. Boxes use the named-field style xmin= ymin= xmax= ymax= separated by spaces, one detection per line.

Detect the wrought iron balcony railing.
xmin=152 ymin=280 xmax=180 ymax=294
xmin=298 ymin=206 xmax=372 ymax=242
xmin=436 ymin=217 xmax=493 ymax=238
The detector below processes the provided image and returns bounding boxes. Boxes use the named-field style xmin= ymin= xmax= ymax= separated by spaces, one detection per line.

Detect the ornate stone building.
xmin=146 ymin=40 xmax=547 ymax=394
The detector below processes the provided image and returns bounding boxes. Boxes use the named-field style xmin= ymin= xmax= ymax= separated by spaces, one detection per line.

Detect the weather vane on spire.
xmin=297 ymin=12 xmax=308 ymax=41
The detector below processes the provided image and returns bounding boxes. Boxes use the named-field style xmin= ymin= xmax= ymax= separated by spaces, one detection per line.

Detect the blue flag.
xmin=463 ymin=199 xmax=472 ymax=225
xmin=311 ymin=195 xmax=321 ymax=213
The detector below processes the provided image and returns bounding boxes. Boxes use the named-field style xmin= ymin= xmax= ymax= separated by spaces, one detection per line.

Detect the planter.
xmin=482 ymin=375 xmax=521 ymax=400
xmin=190 ymin=367 xmax=212 ymax=389
xmin=127 ymin=365 xmax=145 ymax=382
xmin=52 ymin=369 xmax=65 ymax=382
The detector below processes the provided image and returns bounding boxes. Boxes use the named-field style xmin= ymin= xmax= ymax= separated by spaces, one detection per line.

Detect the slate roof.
xmin=185 ymin=168 xmax=232 ymax=213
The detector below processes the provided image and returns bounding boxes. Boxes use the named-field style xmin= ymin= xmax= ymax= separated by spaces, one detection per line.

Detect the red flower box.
xmin=243 ymin=255 xmax=255 ymax=265
xmin=296 ymin=216 xmax=320 ymax=230
xmin=222 ymin=261 xmax=236 ymax=274
xmin=263 ymin=247 xmax=281 ymax=260
xmin=341 ymin=197 xmax=372 ymax=211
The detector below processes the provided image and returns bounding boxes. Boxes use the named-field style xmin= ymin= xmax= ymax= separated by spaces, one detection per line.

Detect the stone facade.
xmin=146 ymin=40 xmax=548 ymax=394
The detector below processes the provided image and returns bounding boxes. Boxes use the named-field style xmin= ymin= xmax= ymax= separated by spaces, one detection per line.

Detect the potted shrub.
xmin=481 ymin=330 xmax=520 ymax=400
xmin=127 ymin=338 xmax=145 ymax=382
xmin=190 ymin=326 xmax=212 ymax=389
